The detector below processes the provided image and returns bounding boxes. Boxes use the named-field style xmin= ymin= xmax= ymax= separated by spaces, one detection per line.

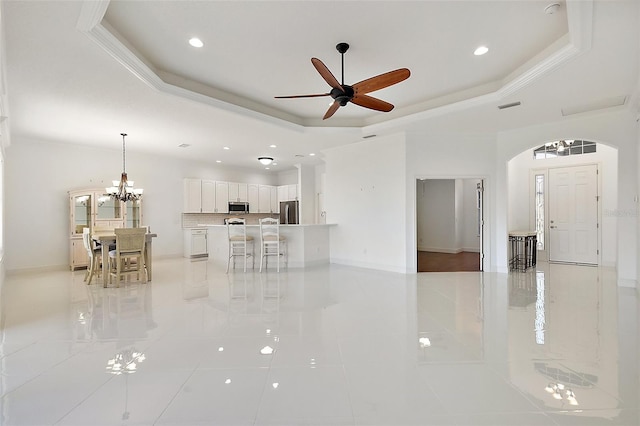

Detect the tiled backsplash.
xmin=182 ymin=213 xmax=278 ymax=228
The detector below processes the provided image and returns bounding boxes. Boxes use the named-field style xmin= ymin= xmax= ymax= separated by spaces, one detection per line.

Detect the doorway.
xmin=548 ymin=164 xmax=599 ymax=264
xmin=509 ymin=141 xmax=613 ymax=270
xmin=416 ymin=178 xmax=484 ymax=272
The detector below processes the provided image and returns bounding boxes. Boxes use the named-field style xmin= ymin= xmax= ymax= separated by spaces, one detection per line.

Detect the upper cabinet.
xmin=215 ymin=181 xmax=229 ymax=213
xmin=183 ymin=178 xmax=229 ymax=213
xmin=228 ymin=182 xmax=248 ymax=202
xmin=247 ymin=184 xmax=259 ymax=213
xmin=70 ymin=188 xmax=144 ymax=236
xmin=258 ymin=185 xmax=271 ymax=213
xmin=70 ymin=192 xmax=93 ymax=236
xmin=278 ymin=184 xmax=299 ymax=203
xmin=184 ymin=178 xmax=203 ymax=213
xmin=183 ymin=179 xmax=294 ymax=215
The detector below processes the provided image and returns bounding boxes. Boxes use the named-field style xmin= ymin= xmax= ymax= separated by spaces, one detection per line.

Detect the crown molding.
xmin=77 ymin=0 xmax=594 ymax=133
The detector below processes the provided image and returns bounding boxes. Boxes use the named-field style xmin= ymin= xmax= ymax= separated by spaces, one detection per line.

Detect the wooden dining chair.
xmin=108 ymin=228 xmax=147 ymax=287
xmin=82 ymin=227 xmax=102 ymax=285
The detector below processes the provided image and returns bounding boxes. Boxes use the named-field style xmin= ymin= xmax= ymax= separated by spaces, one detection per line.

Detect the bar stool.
xmin=259 ymin=217 xmax=287 ymax=272
xmin=226 ymin=217 xmax=254 ymax=273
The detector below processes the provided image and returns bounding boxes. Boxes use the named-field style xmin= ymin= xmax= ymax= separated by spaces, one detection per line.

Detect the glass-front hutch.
xmin=68 ymin=188 xmax=143 ymax=270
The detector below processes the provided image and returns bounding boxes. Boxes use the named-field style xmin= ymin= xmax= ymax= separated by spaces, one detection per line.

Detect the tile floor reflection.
xmin=0 ymin=259 xmax=638 ymax=425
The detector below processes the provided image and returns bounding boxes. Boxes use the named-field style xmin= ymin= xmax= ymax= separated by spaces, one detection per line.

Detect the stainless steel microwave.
xmin=228 ymin=202 xmax=249 ymax=213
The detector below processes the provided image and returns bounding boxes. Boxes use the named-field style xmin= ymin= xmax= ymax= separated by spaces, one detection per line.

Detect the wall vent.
xmin=497 ymin=101 xmax=521 ymax=110
xmin=363 ymin=134 xmax=377 ymax=139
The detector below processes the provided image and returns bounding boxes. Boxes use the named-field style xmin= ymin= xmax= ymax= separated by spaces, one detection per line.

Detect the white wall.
xmin=497 ymin=109 xmax=638 ymax=284
xmin=324 ymin=133 xmax=407 ymax=272
xmin=4 ymin=137 xmax=277 ymax=271
xmin=417 ymin=179 xmax=456 ymax=252
xmin=416 ymin=178 xmax=482 ymax=254
xmin=508 ymin=143 xmax=618 ymax=266
xmin=298 ymin=164 xmax=315 ymax=225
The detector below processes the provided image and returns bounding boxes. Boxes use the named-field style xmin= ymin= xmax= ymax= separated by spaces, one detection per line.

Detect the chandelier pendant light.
xmin=106 ymin=133 xmax=143 ymax=202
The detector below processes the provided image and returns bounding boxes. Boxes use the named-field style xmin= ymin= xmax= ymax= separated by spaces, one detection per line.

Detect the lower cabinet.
xmin=184 ymin=228 xmax=208 ymax=258
xmin=70 ymin=237 xmax=89 ymax=270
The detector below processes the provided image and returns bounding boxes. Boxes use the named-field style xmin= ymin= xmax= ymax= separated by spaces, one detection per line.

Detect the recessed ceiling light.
xmin=223 ymin=146 xmax=230 ymax=150
xmin=189 ymin=37 xmax=204 ymax=48
xmin=216 ymin=160 xmax=222 ymax=163
xmin=272 ymin=162 xmax=278 ymax=166
xmin=270 ymin=144 xmax=277 ymax=148
xmin=474 ymin=46 xmax=489 ymax=56
xmin=265 ymin=167 xmax=270 ymax=170
xmin=309 ymin=153 xmax=316 ymax=156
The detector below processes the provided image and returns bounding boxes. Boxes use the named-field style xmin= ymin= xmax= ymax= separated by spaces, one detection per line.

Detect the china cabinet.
xmin=68 ymin=188 xmax=143 ymax=270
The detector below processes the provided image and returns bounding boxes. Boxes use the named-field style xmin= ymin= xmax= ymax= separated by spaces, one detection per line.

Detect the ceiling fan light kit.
xmin=275 ymin=42 xmax=410 ymax=120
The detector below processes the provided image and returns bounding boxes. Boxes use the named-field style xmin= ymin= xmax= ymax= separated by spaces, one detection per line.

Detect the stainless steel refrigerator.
xmin=279 ymin=200 xmax=299 ymax=224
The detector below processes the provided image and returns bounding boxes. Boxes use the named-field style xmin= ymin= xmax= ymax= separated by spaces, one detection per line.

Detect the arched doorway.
xmin=507 ymin=140 xmax=618 ymax=267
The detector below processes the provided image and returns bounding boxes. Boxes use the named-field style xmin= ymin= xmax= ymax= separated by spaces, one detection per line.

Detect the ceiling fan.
xmin=275 ymin=43 xmax=410 ymax=120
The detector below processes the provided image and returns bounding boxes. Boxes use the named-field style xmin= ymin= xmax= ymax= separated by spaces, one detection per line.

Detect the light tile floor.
xmin=0 ymin=259 xmax=638 ymax=425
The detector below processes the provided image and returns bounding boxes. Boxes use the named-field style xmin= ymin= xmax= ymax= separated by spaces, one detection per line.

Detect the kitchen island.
xmin=200 ymin=224 xmax=334 ymax=269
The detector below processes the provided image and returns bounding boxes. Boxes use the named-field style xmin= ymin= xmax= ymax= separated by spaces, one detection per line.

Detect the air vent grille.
xmin=498 ymin=101 xmax=521 ymax=110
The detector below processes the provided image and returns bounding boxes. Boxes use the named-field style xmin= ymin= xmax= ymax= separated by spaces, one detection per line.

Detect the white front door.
xmin=548 ymin=165 xmax=598 ymax=264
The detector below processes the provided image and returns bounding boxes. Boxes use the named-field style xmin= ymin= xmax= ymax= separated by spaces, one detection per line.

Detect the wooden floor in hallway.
xmin=417 ymin=251 xmax=480 ymax=272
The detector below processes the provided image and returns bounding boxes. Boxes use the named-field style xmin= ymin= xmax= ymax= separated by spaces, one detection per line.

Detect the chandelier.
xmin=106 ymin=133 xmax=143 ymax=202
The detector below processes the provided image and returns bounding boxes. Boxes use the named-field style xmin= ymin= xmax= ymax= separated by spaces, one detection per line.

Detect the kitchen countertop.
xmin=195 ymin=223 xmax=335 ymax=227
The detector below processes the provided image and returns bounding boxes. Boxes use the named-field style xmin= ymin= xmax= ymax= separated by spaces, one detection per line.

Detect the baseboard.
xmin=417 ymin=247 xmax=462 ymax=254
xmin=6 ymin=264 xmax=68 ymax=276
xmin=330 ymin=257 xmax=408 ymax=274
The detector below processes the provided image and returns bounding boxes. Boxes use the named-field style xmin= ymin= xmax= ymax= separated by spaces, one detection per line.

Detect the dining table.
xmin=92 ymin=230 xmax=158 ymax=287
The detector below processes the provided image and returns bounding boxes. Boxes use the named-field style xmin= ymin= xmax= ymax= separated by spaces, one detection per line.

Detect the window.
xmin=535 ymin=174 xmax=544 ymax=250
xmin=533 ymin=140 xmax=596 ymax=159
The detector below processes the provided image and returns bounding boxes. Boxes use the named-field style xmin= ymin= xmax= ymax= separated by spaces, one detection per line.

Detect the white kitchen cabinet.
xmin=248 ymin=184 xmax=259 ymax=213
xmin=288 ymin=184 xmax=299 ymax=201
xmin=184 ymin=228 xmax=208 ymax=258
xmin=277 ymin=184 xmax=299 ymax=202
xmin=215 ymin=181 xmax=229 ymax=213
xmin=183 ymin=179 xmax=228 ymax=213
xmin=258 ymin=185 xmax=271 ymax=213
xmin=277 ymin=185 xmax=287 ymax=204
xmin=201 ymin=180 xmax=216 ymax=213
xmin=184 ymin=178 xmax=203 ymax=213
xmin=270 ymin=186 xmax=279 ymax=213
xmin=228 ymin=182 xmax=248 ymax=202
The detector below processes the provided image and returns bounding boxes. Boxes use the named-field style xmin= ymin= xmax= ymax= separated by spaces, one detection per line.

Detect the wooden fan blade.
xmin=275 ymin=93 xmax=330 ymax=99
xmin=311 ymin=58 xmax=344 ymax=92
xmin=351 ymin=94 xmax=394 ymax=112
xmin=352 ymin=68 xmax=410 ymax=95
xmin=323 ymin=101 xmax=340 ymax=120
